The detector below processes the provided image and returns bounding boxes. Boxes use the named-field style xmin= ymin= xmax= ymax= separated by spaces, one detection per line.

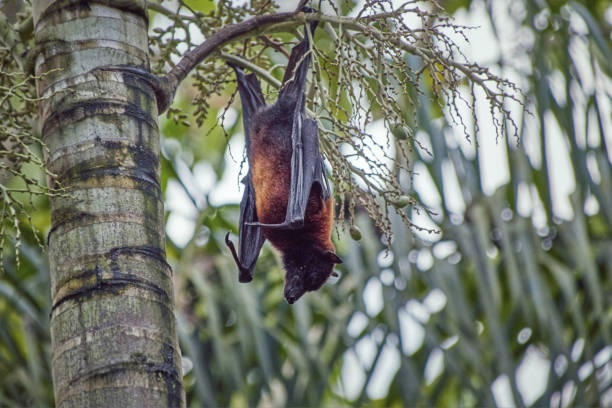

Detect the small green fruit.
xmin=350 ymin=225 xmax=362 ymax=241
xmin=391 ymin=195 xmax=412 ymax=208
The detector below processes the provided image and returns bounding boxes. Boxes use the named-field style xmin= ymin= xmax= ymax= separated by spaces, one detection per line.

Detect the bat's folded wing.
xmin=283 ymin=114 xmax=330 ymax=228
xmin=225 ymin=175 xmax=265 ymax=282
xmin=302 ymin=117 xmax=330 ymax=201
xmin=226 ymin=64 xmax=267 ymax=281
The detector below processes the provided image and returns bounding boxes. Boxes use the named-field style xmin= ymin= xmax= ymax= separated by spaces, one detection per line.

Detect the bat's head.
xmin=283 ymin=247 xmax=342 ymax=304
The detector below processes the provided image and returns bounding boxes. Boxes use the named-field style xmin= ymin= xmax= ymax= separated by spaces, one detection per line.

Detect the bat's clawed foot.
xmin=296 ymin=4 xmax=318 ymax=33
xmin=288 ymin=218 xmax=304 ymax=229
xmin=225 ymin=232 xmax=254 ymax=282
xmin=299 ymin=6 xmax=316 ymax=14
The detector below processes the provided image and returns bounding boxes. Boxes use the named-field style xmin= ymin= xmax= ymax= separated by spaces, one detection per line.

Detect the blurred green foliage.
xmin=1 ymin=0 xmax=611 ymax=407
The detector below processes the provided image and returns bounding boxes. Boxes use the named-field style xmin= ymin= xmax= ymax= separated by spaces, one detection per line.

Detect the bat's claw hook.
xmin=224 ymin=232 xmax=254 ymax=282
xmin=288 ymin=218 xmax=304 ymax=228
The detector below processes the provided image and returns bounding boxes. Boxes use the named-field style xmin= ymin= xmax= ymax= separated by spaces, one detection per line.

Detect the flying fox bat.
xmin=225 ymin=21 xmax=342 ymax=304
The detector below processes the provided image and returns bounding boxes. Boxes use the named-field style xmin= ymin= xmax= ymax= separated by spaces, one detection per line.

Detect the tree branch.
xmin=154 ymin=9 xmax=313 ymax=112
xmin=100 ymin=8 xmax=313 ymax=113
xmin=100 ymin=2 xmax=520 ymax=141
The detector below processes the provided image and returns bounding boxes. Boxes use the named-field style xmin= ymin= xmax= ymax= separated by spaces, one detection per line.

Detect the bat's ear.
xmin=324 ymin=251 xmax=343 ymax=264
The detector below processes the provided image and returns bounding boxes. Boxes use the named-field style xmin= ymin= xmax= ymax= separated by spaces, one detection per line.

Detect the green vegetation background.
xmin=0 ymin=0 xmax=610 ymax=406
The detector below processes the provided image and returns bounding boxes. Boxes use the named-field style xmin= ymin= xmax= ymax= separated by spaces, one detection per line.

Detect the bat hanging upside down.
xmin=225 ymin=20 xmax=342 ymax=304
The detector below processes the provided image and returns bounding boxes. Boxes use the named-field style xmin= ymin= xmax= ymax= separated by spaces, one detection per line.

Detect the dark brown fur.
xmin=225 ymin=17 xmax=341 ymax=303
xmin=250 ymin=104 xmax=339 ymax=303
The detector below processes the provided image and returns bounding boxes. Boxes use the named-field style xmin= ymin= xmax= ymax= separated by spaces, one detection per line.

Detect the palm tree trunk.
xmin=33 ymin=1 xmax=185 ymax=406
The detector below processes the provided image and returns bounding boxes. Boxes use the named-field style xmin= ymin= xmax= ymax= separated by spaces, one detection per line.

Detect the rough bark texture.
xmin=33 ymin=0 xmax=185 ymax=406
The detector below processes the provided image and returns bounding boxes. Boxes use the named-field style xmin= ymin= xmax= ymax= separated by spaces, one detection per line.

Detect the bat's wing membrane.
xmin=301 ymin=117 xmax=330 ymax=202
xmin=225 ymin=177 xmax=264 ymax=282
xmin=282 ymin=98 xmax=330 ymax=228
xmin=225 ymin=65 xmax=267 ymax=282
xmin=231 ymin=66 xmax=265 ymax=150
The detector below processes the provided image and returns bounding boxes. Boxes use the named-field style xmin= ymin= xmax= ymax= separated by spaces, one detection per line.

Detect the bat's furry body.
xmin=226 ymin=21 xmax=341 ymax=303
xmin=250 ymin=106 xmax=338 ymax=301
